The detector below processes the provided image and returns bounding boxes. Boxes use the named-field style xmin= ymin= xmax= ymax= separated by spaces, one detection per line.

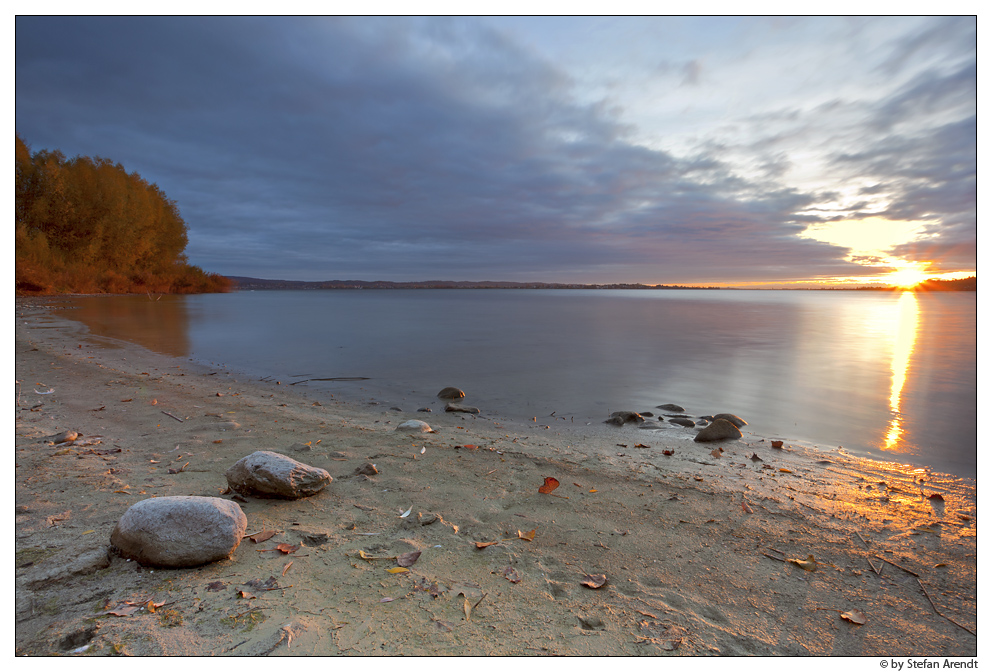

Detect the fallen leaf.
xmin=538 ymin=477 xmax=560 ymax=494
xmin=247 ymin=529 xmax=278 ymax=543
xmin=518 ymin=529 xmax=537 ymax=542
xmin=662 ymin=449 xmax=675 ymax=456
xmin=282 ymin=561 xmax=293 ymax=576
xmin=213 ymin=439 xmax=223 ymax=444
xmin=840 ymin=609 xmax=867 ymax=625
xmin=434 ymin=620 xmax=453 ymax=632
xmin=788 ymin=554 xmax=818 ymax=571
xmin=387 ymin=567 xmax=409 ymax=574
xmin=635 ymin=443 xmax=650 ymax=448
xmin=503 ymin=566 xmax=521 ymax=583
xmin=475 ymin=541 xmax=499 ymax=549
xmin=749 ymin=453 xmax=762 ymax=461
xmin=589 ymin=489 xmax=598 ymax=493
xmin=275 ymin=543 xmax=300 ymax=554
xmin=121 ymin=398 xmax=132 ymax=403
xmin=206 ymin=581 xmax=227 ymax=592
xmin=580 ymin=574 xmax=607 ymax=589
xmin=167 ymin=461 xmax=189 ymax=474
xmin=771 ymin=440 xmax=783 ymax=449
xmin=144 ymin=599 xmax=165 ymax=613
xmin=573 ymin=482 xmax=581 ymax=487
xmin=399 ymin=506 xmax=413 ymax=518
xmin=107 ymin=604 xmax=141 ymax=617
xmin=710 ymin=449 xmax=722 ymax=458
xmin=81 ymin=530 xmax=95 ymax=535
xmin=244 ymin=576 xmax=279 ymax=590
xmin=237 ymin=590 xmax=256 ymax=599
xmin=380 ymin=597 xmax=395 ymax=603
xmin=779 ymin=468 xmax=792 ymax=473
xmin=397 ymin=551 xmax=422 ymax=567
xmin=742 ymin=501 xmax=753 ymax=514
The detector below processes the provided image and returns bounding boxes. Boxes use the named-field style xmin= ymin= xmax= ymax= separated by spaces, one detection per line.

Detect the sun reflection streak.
xmin=882 ymin=292 xmax=919 ymax=451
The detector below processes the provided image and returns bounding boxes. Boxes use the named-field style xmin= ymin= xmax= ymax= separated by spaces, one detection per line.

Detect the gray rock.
xmin=693 ymin=418 xmax=743 ymax=442
xmin=608 ymin=411 xmax=644 ymax=425
xmin=668 ymin=418 xmax=696 ymax=428
xmin=656 ymin=404 xmax=686 ymax=412
xmin=437 ymin=387 xmax=466 ymax=400
xmin=713 ymin=413 xmax=748 ymax=428
xmin=638 ymin=421 xmax=665 ymax=430
xmin=445 ymin=402 xmax=480 ymax=414
xmin=110 ymin=496 xmax=247 ymax=568
xmin=397 ymin=419 xmax=433 ymax=432
xmin=225 ymin=451 xmax=332 ymax=499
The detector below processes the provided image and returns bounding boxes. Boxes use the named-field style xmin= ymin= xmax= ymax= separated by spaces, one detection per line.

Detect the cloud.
xmin=15 ymin=17 xmax=975 ymax=284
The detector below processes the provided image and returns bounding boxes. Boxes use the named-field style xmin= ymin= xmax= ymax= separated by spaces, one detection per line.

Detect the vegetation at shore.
xmin=15 ymin=135 xmax=230 ymax=295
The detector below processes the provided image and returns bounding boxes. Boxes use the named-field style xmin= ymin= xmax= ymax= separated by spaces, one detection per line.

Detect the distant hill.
xmin=225 ymin=277 xmax=721 ymax=290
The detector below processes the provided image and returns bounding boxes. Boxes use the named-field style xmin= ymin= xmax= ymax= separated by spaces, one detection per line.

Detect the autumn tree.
xmin=15 ymin=134 xmax=230 ymax=294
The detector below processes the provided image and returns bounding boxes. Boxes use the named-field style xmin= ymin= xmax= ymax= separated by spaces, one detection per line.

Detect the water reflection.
xmin=57 ymin=295 xmax=191 ymax=358
xmin=882 ymin=292 xmax=920 ymax=451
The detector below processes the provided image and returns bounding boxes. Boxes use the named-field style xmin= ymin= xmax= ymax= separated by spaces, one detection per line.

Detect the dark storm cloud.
xmin=15 ymin=17 xmax=973 ymax=283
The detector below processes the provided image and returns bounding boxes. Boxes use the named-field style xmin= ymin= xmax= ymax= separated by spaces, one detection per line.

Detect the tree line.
xmin=15 ymin=135 xmax=230 ymax=294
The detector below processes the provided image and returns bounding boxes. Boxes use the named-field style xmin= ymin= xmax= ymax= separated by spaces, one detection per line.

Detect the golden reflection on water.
xmin=882 ymin=292 xmax=920 ymax=451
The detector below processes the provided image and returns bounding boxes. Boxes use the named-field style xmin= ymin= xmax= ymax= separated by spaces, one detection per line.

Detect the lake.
xmin=55 ymin=289 xmax=977 ymax=479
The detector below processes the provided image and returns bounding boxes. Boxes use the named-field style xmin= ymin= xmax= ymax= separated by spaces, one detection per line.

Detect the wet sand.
xmin=14 ymin=298 xmax=977 ymax=657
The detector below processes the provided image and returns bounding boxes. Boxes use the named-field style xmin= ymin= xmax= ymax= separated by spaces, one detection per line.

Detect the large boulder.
xmin=110 ymin=496 xmax=247 ymax=568
xmin=693 ymin=418 xmax=743 ymax=442
xmin=437 ymin=387 xmax=466 ymax=400
xmin=226 ymin=451 xmax=331 ymax=499
xmin=713 ymin=413 xmax=748 ymax=428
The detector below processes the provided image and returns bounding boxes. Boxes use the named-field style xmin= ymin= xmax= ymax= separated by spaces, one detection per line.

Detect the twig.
xmin=867 ymin=558 xmax=881 ymax=575
xmin=161 ymin=411 xmax=184 ymax=423
xmin=854 ymin=531 xmax=869 ymax=547
xmin=875 ymin=555 xmax=919 ymax=577
xmin=762 ymin=552 xmax=787 ymax=562
xmin=918 ymin=578 xmax=977 ymax=636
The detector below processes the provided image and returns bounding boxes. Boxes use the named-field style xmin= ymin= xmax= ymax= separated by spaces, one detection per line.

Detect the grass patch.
xmin=158 ymin=609 xmax=183 ymax=628
xmin=220 ymin=608 xmax=267 ymax=632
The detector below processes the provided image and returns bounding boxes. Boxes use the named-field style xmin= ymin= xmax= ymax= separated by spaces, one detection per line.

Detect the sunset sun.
xmin=884 ymin=266 xmax=930 ymax=288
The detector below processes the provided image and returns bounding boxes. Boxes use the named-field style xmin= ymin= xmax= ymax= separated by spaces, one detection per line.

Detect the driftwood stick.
xmin=854 ymin=531 xmax=869 ymax=547
xmin=867 ymin=558 xmax=881 ymax=575
xmin=875 ymin=555 xmax=919 ymax=577
xmin=161 ymin=411 xmax=184 ymax=423
xmin=918 ymin=578 xmax=977 ymax=636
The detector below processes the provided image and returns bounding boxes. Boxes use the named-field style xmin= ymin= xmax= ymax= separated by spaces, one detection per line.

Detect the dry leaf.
xmin=397 ymin=551 xmax=422 ymax=567
xmin=380 ymin=597 xmax=395 ymax=603
xmin=206 ymin=581 xmax=227 ymax=592
xmin=399 ymin=506 xmax=413 ymax=518
xmin=275 ymin=543 xmax=300 ymax=554
xmin=788 ymin=554 xmax=817 ymax=571
xmin=589 ymin=489 xmax=598 ymax=493
xmin=120 ymin=398 xmax=132 ymax=403
xmin=503 ymin=566 xmax=521 ymax=583
xmin=771 ymin=440 xmax=783 ymax=448
xmin=662 ymin=449 xmax=675 ymax=456
xmin=475 ymin=541 xmax=499 ymax=549
xmin=247 ymin=529 xmax=278 ymax=543
xmin=282 ymin=561 xmax=293 ymax=576
xmin=580 ymin=574 xmax=607 ymax=589
xmin=107 ymin=604 xmax=140 ymax=617
xmin=145 ymin=599 xmax=165 ymax=613
xmin=237 ymin=590 xmax=256 ymax=599
xmin=779 ymin=468 xmax=792 ymax=473
xmin=387 ymin=567 xmax=409 ymax=574
xmin=538 ymin=477 xmax=560 ymax=494
xmin=840 ymin=609 xmax=867 ymax=625
xmin=635 ymin=443 xmax=650 ymax=448
xmin=742 ymin=501 xmax=753 ymax=514
xmin=518 ymin=529 xmax=537 ymax=542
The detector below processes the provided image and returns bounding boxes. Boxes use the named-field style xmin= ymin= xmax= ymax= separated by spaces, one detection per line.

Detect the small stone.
xmin=656 ymin=404 xmax=685 ymax=412
xmin=445 ymin=403 xmax=480 ymax=414
xmin=713 ymin=413 xmax=747 ymax=428
xmin=607 ymin=411 xmax=644 ymax=425
xmin=417 ymin=407 xmax=433 ymax=413
xmin=437 ymin=387 xmax=465 ymax=400
xmin=353 ymin=463 xmax=378 ymax=476
xmin=668 ymin=418 xmax=696 ymax=428
xmin=397 ymin=419 xmax=433 ymax=433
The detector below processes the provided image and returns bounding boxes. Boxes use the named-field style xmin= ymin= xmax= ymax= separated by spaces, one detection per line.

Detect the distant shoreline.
xmin=226 ymin=275 xmax=976 ymax=292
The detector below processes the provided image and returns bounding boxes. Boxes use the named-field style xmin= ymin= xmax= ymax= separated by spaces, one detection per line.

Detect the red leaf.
xmin=396 ymin=551 xmax=422 ymax=567
xmin=538 ymin=477 xmax=560 ymax=494
xmin=275 ymin=543 xmax=300 ymax=554
xmin=247 ymin=529 xmax=278 ymax=543
xmin=503 ymin=566 xmax=521 ymax=583
xmin=475 ymin=540 xmax=499 ymax=549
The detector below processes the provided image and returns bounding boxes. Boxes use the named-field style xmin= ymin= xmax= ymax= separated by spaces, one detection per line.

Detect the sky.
xmin=14 ymin=15 xmax=977 ymax=286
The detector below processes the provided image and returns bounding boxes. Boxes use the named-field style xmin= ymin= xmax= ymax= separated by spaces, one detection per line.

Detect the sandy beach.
xmin=14 ymin=297 xmax=977 ymax=657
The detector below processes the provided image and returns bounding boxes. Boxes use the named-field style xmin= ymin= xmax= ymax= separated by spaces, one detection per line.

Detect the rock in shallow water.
xmin=225 ymin=451 xmax=331 ymax=499
xmin=712 ymin=413 xmax=747 ymax=428
xmin=693 ymin=418 xmax=743 ymax=442
xmin=437 ymin=387 xmax=465 ymax=400
xmin=445 ymin=402 xmax=481 ymax=414
xmin=605 ymin=411 xmax=645 ymax=426
xmin=656 ymin=403 xmax=686 ymax=412
xmin=110 ymin=496 xmax=247 ymax=568
xmin=668 ymin=418 xmax=696 ymax=428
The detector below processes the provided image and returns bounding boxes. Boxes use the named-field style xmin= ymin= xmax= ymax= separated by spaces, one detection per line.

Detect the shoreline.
xmin=14 ymin=298 xmax=977 ymax=656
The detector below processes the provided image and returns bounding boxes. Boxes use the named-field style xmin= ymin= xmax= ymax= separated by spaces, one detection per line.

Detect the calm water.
xmin=56 ymin=289 xmax=977 ymax=478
